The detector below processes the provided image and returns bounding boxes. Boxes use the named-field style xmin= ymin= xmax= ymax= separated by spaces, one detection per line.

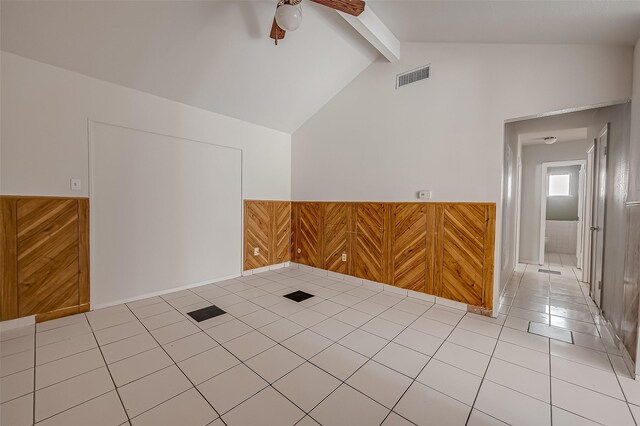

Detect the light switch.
xmin=70 ymin=179 xmax=81 ymax=191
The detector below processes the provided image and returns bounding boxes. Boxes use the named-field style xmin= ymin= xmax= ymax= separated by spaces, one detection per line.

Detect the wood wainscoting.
xmin=244 ymin=200 xmax=291 ymax=270
xmin=244 ymin=200 xmax=496 ymax=310
xmin=1 ymin=196 xmax=90 ymax=322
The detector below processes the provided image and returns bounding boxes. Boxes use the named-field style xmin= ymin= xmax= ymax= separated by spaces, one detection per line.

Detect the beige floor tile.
xmin=37 ymin=391 xmax=126 ymax=426
xmin=551 ymin=377 xmax=634 ymax=426
xmin=223 ymin=387 xmax=304 ymax=426
xmin=1 ymin=349 xmax=34 ymax=378
xmin=1 ymin=368 xmax=33 ymax=403
xmin=282 ymin=330 xmax=332 ymax=359
xmin=197 ymin=364 xmax=268 ymax=415
xmin=492 ymin=340 xmax=549 ymax=375
xmin=0 ymin=392 xmax=33 ymax=426
xmin=258 ymin=318 xmax=304 ymax=342
xmin=275 ymin=362 xmax=341 ymax=411
xmin=381 ymin=412 xmax=415 ymax=426
xmin=94 ymin=321 xmax=147 ymax=346
xmin=150 ymin=320 xmax=200 ymax=345
xmin=35 ymin=367 xmax=114 ymax=422
xmin=131 ymin=388 xmax=218 ymax=426
xmin=101 ymin=332 xmax=159 ymax=364
xmin=310 ymin=343 xmax=368 ymax=380
xmin=417 ymin=359 xmax=481 ymax=405
xmin=361 ymin=317 xmax=405 ymax=340
xmin=223 ymin=330 xmax=275 ymax=361
xmin=551 ymin=355 xmax=624 ymax=399
xmin=178 ymin=346 xmax=239 ymax=385
xmin=36 ymin=347 xmax=105 ymax=390
xmin=205 ymin=319 xmax=253 ymax=343
xmin=394 ymin=381 xmax=471 ymax=426
xmin=474 ymin=380 xmax=550 ymax=426
xmin=551 ymin=406 xmax=600 ymax=426
xmin=310 ymin=384 xmax=389 ymax=426
xmin=373 ymin=341 xmax=430 ymax=378
xmin=109 ymin=347 xmax=174 ymax=387
xmin=245 ymin=344 xmax=304 ymax=383
xmin=36 ymin=333 xmax=97 ymax=365
xmin=162 ymin=332 xmax=218 ymax=363
xmin=485 ymin=358 xmax=550 ymax=403
xmin=118 ymin=365 xmax=191 ymax=418
xmin=467 ymin=409 xmax=508 ymax=425
xmin=347 ymin=360 xmax=413 ymax=409
xmin=339 ymin=329 xmax=388 ymax=357
xmin=394 ymin=328 xmax=443 ymax=356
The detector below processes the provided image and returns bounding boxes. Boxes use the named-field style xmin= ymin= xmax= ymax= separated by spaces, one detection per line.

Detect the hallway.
xmin=498 ymin=256 xmax=640 ymax=425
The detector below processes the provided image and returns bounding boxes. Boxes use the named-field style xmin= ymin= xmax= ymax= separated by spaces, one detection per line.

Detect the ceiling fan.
xmin=270 ymin=0 xmax=365 ymax=44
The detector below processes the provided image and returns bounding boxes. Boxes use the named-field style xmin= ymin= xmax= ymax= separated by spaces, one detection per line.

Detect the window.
xmin=548 ymin=174 xmax=571 ymax=196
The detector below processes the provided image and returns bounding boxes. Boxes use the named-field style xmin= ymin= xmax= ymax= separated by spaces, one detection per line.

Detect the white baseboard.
xmin=92 ymin=273 xmax=240 ymax=311
xmin=0 ymin=315 xmax=35 ymax=331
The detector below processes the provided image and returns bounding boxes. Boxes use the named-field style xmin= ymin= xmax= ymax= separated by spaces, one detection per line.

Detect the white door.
xmin=591 ymin=125 xmax=608 ymax=307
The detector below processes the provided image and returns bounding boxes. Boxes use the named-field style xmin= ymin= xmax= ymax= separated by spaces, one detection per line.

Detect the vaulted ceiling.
xmin=0 ymin=1 xmax=379 ymax=132
xmin=2 ymin=1 xmax=639 ymax=133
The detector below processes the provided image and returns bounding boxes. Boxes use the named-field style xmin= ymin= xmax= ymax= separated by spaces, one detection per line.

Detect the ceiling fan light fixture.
xmin=275 ymin=4 xmax=302 ymax=31
xmin=544 ymin=136 xmax=558 ymax=145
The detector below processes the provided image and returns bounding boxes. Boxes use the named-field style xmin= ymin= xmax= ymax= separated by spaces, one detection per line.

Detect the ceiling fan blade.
xmin=309 ymin=0 xmax=365 ymax=16
xmin=270 ymin=17 xmax=286 ymax=41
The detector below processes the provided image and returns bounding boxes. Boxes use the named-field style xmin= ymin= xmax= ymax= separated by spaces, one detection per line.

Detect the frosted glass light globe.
xmin=275 ymin=4 xmax=302 ymax=31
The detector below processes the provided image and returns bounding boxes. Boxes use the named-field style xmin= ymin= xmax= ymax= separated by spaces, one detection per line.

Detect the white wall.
xmin=519 ymin=139 xmax=591 ymax=263
xmin=0 ymin=52 xmax=291 ymax=200
xmin=630 ymin=39 xmax=640 ymax=204
xmin=1 ymin=51 xmax=291 ymax=307
xmin=91 ymin=123 xmax=242 ymax=308
xmin=500 ymin=123 xmax=520 ymax=293
xmin=292 ymin=42 xmax=633 ymax=309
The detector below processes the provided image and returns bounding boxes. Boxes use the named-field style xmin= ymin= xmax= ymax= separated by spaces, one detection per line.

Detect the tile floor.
xmin=2 ymin=260 xmax=640 ymax=425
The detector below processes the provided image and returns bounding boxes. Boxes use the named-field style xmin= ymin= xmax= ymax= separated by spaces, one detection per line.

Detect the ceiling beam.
xmin=338 ymin=7 xmax=400 ymax=63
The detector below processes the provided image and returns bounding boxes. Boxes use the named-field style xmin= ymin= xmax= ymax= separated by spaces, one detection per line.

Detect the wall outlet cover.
xmin=341 ymin=253 xmax=347 ymax=262
xmin=417 ymin=190 xmax=431 ymax=200
xmin=254 ymin=247 xmax=260 ymax=256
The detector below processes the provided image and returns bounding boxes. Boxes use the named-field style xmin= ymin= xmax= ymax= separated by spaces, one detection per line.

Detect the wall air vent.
xmin=396 ymin=65 xmax=430 ymax=89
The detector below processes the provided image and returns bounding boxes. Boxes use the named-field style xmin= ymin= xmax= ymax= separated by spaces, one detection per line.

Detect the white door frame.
xmin=582 ymin=144 xmax=596 ymax=283
xmin=539 ymin=159 xmax=587 ymax=265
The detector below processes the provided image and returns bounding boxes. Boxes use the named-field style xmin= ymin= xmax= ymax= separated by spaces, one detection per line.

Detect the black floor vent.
xmin=538 ymin=269 xmax=561 ymax=275
xmin=283 ymin=290 xmax=314 ymax=303
xmin=187 ymin=305 xmax=226 ymax=322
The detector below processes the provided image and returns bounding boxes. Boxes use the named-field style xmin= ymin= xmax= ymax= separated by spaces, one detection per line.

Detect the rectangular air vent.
xmin=396 ymin=65 xmax=430 ymax=89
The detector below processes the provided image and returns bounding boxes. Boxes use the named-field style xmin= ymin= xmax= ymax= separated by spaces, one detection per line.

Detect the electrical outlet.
xmin=417 ymin=190 xmax=431 ymax=200
xmin=253 ymin=247 xmax=260 ymax=256
xmin=297 ymin=248 xmax=301 ymax=254
xmin=342 ymin=253 xmax=347 ymax=262
xmin=70 ymin=179 xmax=81 ymax=191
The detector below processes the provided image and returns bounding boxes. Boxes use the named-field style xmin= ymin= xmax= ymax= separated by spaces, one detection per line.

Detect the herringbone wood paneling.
xmin=439 ymin=204 xmax=486 ymax=306
xmin=356 ymin=203 xmax=385 ymax=282
xmin=1 ymin=198 xmax=18 ymax=320
xmin=393 ymin=204 xmax=427 ymax=292
xmin=16 ymin=199 xmax=80 ymax=317
xmin=244 ymin=201 xmax=270 ymax=270
xmin=295 ymin=202 xmax=322 ymax=268
xmin=244 ymin=199 xmax=496 ymax=310
xmin=323 ymin=203 xmax=348 ymax=273
xmin=273 ymin=202 xmax=291 ymax=264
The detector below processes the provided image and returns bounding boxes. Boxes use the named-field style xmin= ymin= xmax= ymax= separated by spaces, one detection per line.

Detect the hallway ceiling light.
xmin=544 ymin=136 xmax=558 ymax=145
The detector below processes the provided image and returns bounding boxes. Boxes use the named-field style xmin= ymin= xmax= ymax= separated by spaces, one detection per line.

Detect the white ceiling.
xmin=0 ymin=1 xmax=379 ymax=132
xmin=368 ymin=1 xmax=640 ymax=46
xmin=520 ymin=127 xmax=588 ymax=146
xmin=2 ymin=1 xmax=639 ymax=132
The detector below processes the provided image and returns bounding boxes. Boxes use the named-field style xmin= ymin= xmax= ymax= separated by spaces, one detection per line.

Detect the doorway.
xmin=590 ymin=124 xmax=608 ymax=308
xmin=539 ymin=160 xmax=586 ymax=274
